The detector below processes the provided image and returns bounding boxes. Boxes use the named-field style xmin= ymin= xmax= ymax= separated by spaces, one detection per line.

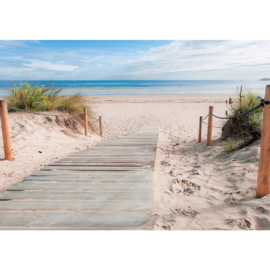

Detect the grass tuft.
xmin=7 ymin=83 xmax=87 ymax=114
xmin=224 ymin=138 xmax=233 ymax=152
xmin=7 ymin=82 xmax=96 ymax=133
xmin=221 ymin=87 xmax=263 ymax=148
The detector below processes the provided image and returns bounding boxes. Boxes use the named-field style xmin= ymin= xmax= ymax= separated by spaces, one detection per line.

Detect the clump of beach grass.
xmin=7 ymin=82 xmax=96 ymax=133
xmin=8 ymin=83 xmax=87 ymax=113
xmin=224 ymin=138 xmax=233 ymax=152
xmin=221 ymin=87 xmax=263 ymax=149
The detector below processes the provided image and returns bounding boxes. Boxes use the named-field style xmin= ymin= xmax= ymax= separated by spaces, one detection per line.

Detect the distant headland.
xmin=259 ymin=78 xmax=270 ymax=81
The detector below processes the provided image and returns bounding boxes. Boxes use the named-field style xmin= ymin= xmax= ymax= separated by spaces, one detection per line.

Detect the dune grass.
xmin=222 ymin=88 xmax=263 ymax=148
xmin=7 ymin=83 xmax=86 ymax=114
xmin=230 ymin=90 xmax=263 ymax=120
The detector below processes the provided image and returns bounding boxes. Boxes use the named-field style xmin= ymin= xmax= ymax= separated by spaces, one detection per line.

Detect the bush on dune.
xmin=221 ymin=88 xmax=263 ymax=149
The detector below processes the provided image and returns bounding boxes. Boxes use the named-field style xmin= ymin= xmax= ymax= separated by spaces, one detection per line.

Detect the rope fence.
xmin=197 ymin=88 xmax=270 ymax=198
xmin=6 ymin=105 xmax=100 ymax=120
xmin=0 ymin=99 xmax=103 ymax=162
xmin=201 ymin=119 xmax=222 ymax=129
xmin=198 ymin=96 xmax=270 ymax=143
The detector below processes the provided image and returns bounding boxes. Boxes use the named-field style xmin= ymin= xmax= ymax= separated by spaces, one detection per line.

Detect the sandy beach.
xmin=0 ymin=94 xmax=268 ymax=230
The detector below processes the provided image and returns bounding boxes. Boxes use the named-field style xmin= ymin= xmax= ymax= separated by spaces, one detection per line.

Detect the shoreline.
xmin=87 ymin=93 xmax=237 ymax=103
xmin=0 ymin=88 xmax=266 ymax=94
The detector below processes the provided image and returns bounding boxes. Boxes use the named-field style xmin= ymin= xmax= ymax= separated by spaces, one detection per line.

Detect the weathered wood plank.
xmin=0 ymin=212 xmax=150 ymax=227
xmin=0 ymin=200 xmax=152 ymax=211
xmin=24 ymin=176 xmax=153 ymax=183
xmin=70 ymin=153 xmax=155 ymax=156
xmin=0 ymin=191 xmax=152 ymax=200
xmin=58 ymin=158 xmax=154 ymax=161
xmin=8 ymin=182 xmax=153 ymax=191
xmin=41 ymin=166 xmax=153 ymax=171
xmin=51 ymin=162 xmax=154 ymax=166
xmin=32 ymin=171 xmax=154 ymax=176
xmin=70 ymin=154 xmax=156 ymax=157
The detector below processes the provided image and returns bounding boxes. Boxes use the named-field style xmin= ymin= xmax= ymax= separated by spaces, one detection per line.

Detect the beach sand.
xmin=1 ymin=94 xmax=269 ymax=230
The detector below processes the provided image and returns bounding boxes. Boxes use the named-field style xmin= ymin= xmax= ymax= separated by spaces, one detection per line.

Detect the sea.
xmin=0 ymin=80 xmax=269 ymax=96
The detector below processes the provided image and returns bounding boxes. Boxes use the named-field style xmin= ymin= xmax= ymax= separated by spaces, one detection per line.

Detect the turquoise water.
xmin=0 ymin=80 xmax=268 ymax=96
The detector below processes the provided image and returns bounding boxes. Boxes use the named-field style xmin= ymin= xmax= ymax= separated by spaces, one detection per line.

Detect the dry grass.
xmin=7 ymin=83 xmax=88 ymax=113
xmin=221 ymin=87 xmax=263 ymax=148
xmin=7 ymin=82 xmax=97 ymax=134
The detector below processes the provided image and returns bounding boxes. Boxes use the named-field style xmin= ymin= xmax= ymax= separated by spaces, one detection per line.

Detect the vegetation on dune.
xmin=221 ymin=87 xmax=263 ymax=150
xmin=224 ymin=138 xmax=233 ymax=152
xmin=7 ymin=82 xmax=96 ymax=134
xmin=7 ymin=83 xmax=86 ymax=113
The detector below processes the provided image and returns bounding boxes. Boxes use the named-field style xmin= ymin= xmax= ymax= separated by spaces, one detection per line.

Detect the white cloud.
xmin=23 ymin=59 xmax=79 ymax=71
xmin=118 ymin=41 xmax=270 ymax=78
xmin=0 ymin=40 xmax=28 ymax=48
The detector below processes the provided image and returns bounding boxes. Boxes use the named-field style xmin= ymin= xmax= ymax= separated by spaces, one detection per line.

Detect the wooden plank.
xmin=8 ymin=183 xmax=153 ymax=191
xmin=53 ymin=159 xmax=154 ymax=163
xmin=71 ymin=151 xmax=156 ymax=154
xmin=71 ymin=152 xmax=156 ymax=155
xmin=73 ymin=150 xmax=156 ymax=153
xmin=71 ymin=153 xmax=155 ymax=156
xmin=32 ymin=171 xmax=154 ymax=176
xmin=41 ymin=166 xmax=153 ymax=171
xmin=73 ymin=148 xmax=156 ymax=150
xmin=0 ymin=200 xmax=152 ymax=211
xmin=85 ymin=146 xmax=156 ymax=148
xmin=98 ymin=141 xmax=158 ymax=144
xmin=49 ymin=163 xmax=154 ymax=166
xmin=58 ymin=157 xmax=154 ymax=160
xmin=0 ymin=191 xmax=152 ymax=200
xmin=0 ymin=212 xmax=150 ymax=227
xmin=70 ymin=153 xmax=156 ymax=156
xmin=24 ymin=176 xmax=153 ymax=183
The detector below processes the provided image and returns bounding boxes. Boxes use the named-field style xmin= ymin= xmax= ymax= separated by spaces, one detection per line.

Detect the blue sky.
xmin=0 ymin=40 xmax=270 ymax=80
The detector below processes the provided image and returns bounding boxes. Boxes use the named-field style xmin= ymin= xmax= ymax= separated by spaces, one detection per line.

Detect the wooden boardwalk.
xmin=0 ymin=127 xmax=159 ymax=229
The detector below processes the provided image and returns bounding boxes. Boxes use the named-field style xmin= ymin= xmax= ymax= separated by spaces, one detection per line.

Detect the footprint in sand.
xmin=175 ymin=208 xmax=198 ymax=218
xmin=169 ymin=179 xmax=201 ymax=195
xmin=226 ymin=218 xmax=252 ymax=230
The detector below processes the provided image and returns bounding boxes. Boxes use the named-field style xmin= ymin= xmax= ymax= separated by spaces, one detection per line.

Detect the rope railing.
xmin=198 ymin=96 xmax=269 ymax=146
xmin=202 ymin=114 xmax=208 ymax=121
xmin=209 ymin=96 xmax=268 ymax=120
xmin=0 ymin=100 xmax=104 ymax=162
xmin=196 ymin=87 xmax=270 ymax=198
xmin=6 ymin=105 xmax=100 ymax=120
xmin=202 ymin=120 xmax=222 ymax=129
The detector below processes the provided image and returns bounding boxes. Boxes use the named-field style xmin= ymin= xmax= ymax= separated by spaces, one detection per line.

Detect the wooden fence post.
xmin=84 ymin=108 xmax=88 ymax=136
xmin=99 ymin=116 xmax=103 ymax=137
xmin=0 ymin=100 xmax=13 ymax=161
xmin=198 ymin=116 xmax=202 ymax=143
xmin=256 ymin=85 xmax=270 ymax=198
xmin=206 ymin=106 xmax=213 ymax=146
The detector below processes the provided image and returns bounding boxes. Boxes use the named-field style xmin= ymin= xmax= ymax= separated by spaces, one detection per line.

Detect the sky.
xmin=0 ymin=40 xmax=270 ymax=80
